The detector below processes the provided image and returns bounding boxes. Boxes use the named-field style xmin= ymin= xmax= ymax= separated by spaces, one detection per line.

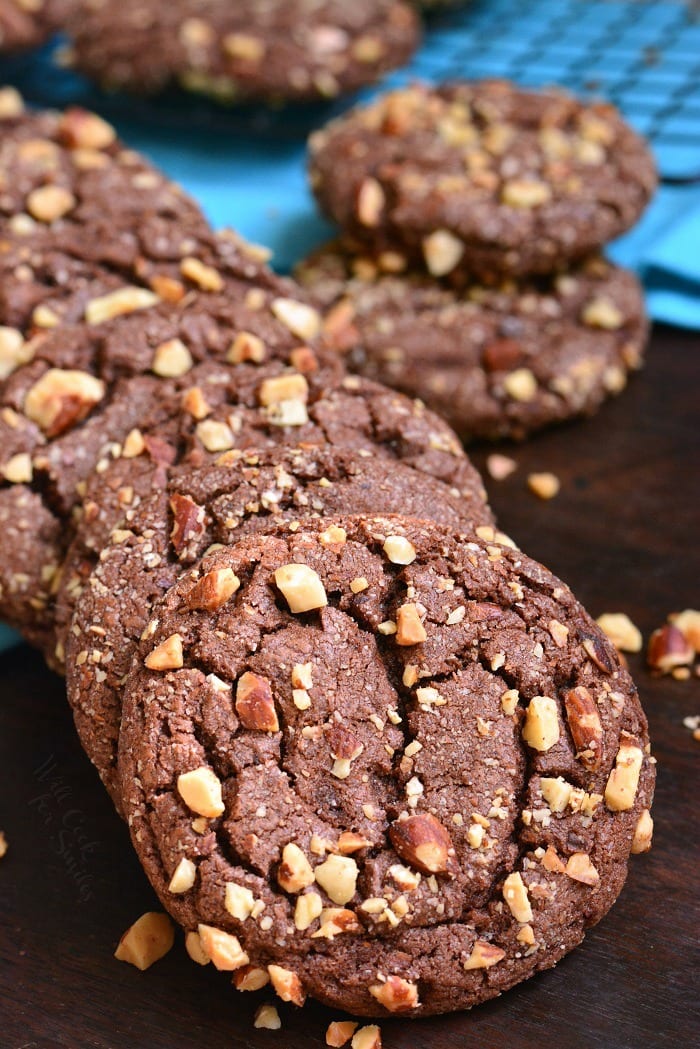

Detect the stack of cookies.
xmin=0 ymin=88 xmax=655 ymax=1028
xmin=299 ymin=80 xmax=657 ymax=441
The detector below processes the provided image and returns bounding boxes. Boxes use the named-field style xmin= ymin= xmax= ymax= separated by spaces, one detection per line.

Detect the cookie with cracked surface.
xmin=66 ymin=0 xmax=420 ymax=103
xmin=0 ymin=1 xmax=72 ymax=52
xmin=0 ymin=274 xmax=337 ymax=650
xmin=118 ymin=514 xmax=655 ymax=1017
xmin=308 ymin=80 xmax=657 ymax=278
xmin=64 ymin=445 xmax=493 ymax=810
xmin=297 ymin=243 xmax=648 ymax=440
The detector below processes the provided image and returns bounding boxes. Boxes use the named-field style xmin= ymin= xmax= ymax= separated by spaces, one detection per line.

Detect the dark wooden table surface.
xmin=1 ymin=324 xmax=698 ymax=1049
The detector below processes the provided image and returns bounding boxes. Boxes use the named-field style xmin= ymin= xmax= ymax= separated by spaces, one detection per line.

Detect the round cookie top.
xmin=308 ymin=80 xmax=657 ymax=278
xmin=119 ymin=515 xmax=655 ymax=1018
xmin=64 ymin=445 xmax=493 ymax=809
xmin=297 ymin=242 xmax=648 ymax=440
xmin=67 ymin=0 xmax=420 ymax=102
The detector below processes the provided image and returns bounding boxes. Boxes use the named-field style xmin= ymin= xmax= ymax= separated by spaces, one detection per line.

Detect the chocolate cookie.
xmin=0 ymin=0 xmax=71 ymax=52
xmin=308 ymin=81 xmax=657 ymax=278
xmin=64 ymin=446 xmax=493 ymax=809
xmin=0 ymin=273 xmax=339 ymax=650
xmin=297 ymin=243 xmax=648 ymax=440
xmin=118 ymin=514 xmax=655 ymax=1017
xmin=66 ymin=0 xmax=420 ymax=102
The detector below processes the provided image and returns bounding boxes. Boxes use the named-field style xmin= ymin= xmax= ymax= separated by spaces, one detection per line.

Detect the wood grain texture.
xmin=1 ymin=324 xmax=699 ymax=1049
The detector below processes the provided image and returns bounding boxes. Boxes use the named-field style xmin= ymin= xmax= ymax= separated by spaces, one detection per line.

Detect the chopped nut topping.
xmin=235 ymin=672 xmax=279 ymax=732
xmin=596 ymin=612 xmax=643 ymax=653
xmin=224 ymin=882 xmax=256 ymax=921
xmin=152 ymin=338 xmax=193 ymax=378
xmin=122 ymin=428 xmax=146 ymax=458
xmin=274 ymin=563 xmax=328 ymax=613
xmin=604 ymin=742 xmax=643 ymax=811
xmin=368 ymin=975 xmax=419 ymax=1013
xmin=528 ymin=472 xmax=560 ymax=500
xmin=463 ymin=940 xmax=506 ymax=970
xmin=234 ymin=965 xmax=270 ymax=991
xmin=168 ymin=857 xmax=196 ymax=894
xmin=253 ymin=1004 xmax=281 ymax=1030
xmin=389 ymin=814 xmax=453 ymax=874
xmin=670 ymin=609 xmax=700 ymax=653
xmin=501 ymin=688 xmax=519 ymax=715
xmin=2 ymin=453 xmax=32 ymax=484
xmin=566 ymin=852 xmax=600 ymax=886
xmin=180 ymin=256 xmax=224 ymax=292
xmin=223 ymin=32 xmax=265 ymax=62
xmin=271 ymin=297 xmax=321 ymax=341
xmin=422 ymin=229 xmax=464 ymax=276
xmin=294 ymin=891 xmax=323 ymax=930
xmin=259 ymin=372 xmax=309 ymax=407
xmin=278 ymin=842 xmax=315 ymax=893
xmin=541 ymin=845 xmax=566 ymax=873
xmin=145 ymin=632 xmax=183 ymax=671
xmin=502 ymin=178 xmax=552 ymax=208
xmin=85 ymin=286 xmax=159 ymax=324
xmin=326 ymin=1021 xmax=359 ymax=1047
xmin=26 ymin=184 xmax=75 ymax=223
xmin=114 ymin=912 xmax=174 ymax=970
xmin=540 ymin=776 xmax=572 ymax=813
xmin=502 ymin=871 xmax=533 ymax=923
xmin=522 ymin=695 xmax=560 ymax=752
xmin=395 ymin=603 xmax=427 ymax=646
xmin=631 ymin=809 xmax=654 ymax=854
xmin=351 ymin=1025 xmax=382 ymax=1049
xmin=0 ymin=326 xmax=32 ymax=380
xmin=503 ymin=367 xmax=537 ymax=402
xmin=582 ymin=297 xmax=624 ymax=330
xmin=196 ymin=419 xmax=235 ymax=453
xmin=383 ymin=535 xmax=416 ymax=565
xmin=487 ymin=453 xmax=517 ymax=481
xmin=357 ymin=177 xmax=385 ymax=227
xmin=268 ymin=964 xmax=306 ymax=1006
xmin=24 ymin=368 xmax=105 ymax=437
xmin=647 ymin=624 xmax=694 ymax=673
xmin=184 ymin=929 xmax=210 ymax=965
xmin=314 ymin=854 xmax=358 ymax=905
xmin=185 ymin=568 xmax=240 ymax=612
xmin=548 ymin=619 xmax=569 ymax=648
xmin=227 ymin=331 xmax=266 ymax=364
xmin=177 ymin=766 xmax=225 ymax=818
xmin=564 ymin=686 xmax=603 ymax=770
xmin=0 ymin=831 xmax=6 ymax=859
xmin=60 ymin=108 xmax=116 ymax=149
xmin=197 ymin=924 xmax=249 ymax=971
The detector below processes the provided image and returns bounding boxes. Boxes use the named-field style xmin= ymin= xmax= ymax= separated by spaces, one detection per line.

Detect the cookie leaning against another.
xmin=64 ymin=444 xmax=493 ymax=811
xmin=297 ymin=242 xmax=648 ymax=440
xmin=65 ymin=0 xmax=420 ymax=102
xmin=308 ymin=80 xmax=657 ymax=279
xmin=118 ymin=514 xmax=655 ymax=1018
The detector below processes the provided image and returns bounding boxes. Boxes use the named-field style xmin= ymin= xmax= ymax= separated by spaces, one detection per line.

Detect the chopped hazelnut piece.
xmin=227 ymin=331 xmax=266 ymax=364
xmin=268 ymin=964 xmax=306 ymax=1006
xmin=503 ymin=367 xmax=537 ymax=402
xmin=271 ymin=297 xmax=321 ymax=341
xmin=314 ymin=854 xmax=358 ymax=905
xmin=502 ymin=871 xmax=533 ymax=923
xmin=258 ymin=372 xmax=309 ymax=407
xmin=522 ymin=695 xmax=560 ymax=752
xmin=278 ymin=842 xmax=315 ymax=893
xmin=368 ymin=975 xmax=419 ymax=1013
xmin=327 ymin=1021 xmax=359 ymax=1047
xmin=582 ymin=297 xmax=624 ymax=330
xmin=274 ymin=563 xmax=328 ymax=613
xmin=185 ymin=568 xmax=240 ymax=612
xmin=114 ymin=912 xmax=174 ymax=970
xmin=0 ymin=86 xmax=24 ymax=118
xmin=566 ymin=852 xmax=600 ymax=886
xmin=60 ymin=108 xmax=115 ymax=149
xmin=597 ymin=613 xmax=643 ymax=653
xmin=422 ymin=229 xmax=464 ymax=276
xmin=604 ymin=742 xmax=643 ymax=811
xmin=0 ymin=831 xmax=7 ymax=859
xmin=389 ymin=814 xmax=453 ymax=874
xmin=85 ymin=286 xmax=159 ymax=324
xmin=357 ymin=177 xmax=385 ymax=227
xmin=177 ymin=766 xmax=225 ymax=818
xmin=291 ymin=662 xmax=313 ymax=690
xmin=254 ymin=1004 xmax=281 ymax=1030
xmin=145 ymin=632 xmax=183 ymax=671
xmin=196 ymin=419 xmax=235 ymax=453
xmin=197 ymin=924 xmax=249 ymax=971
xmin=223 ymin=32 xmax=266 ymax=62
xmin=540 ymin=776 xmax=573 ymax=813
xmin=234 ymin=965 xmax=270 ymax=991
xmin=235 ymin=671 xmax=279 ymax=732
xmin=647 ymin=624 xmax=694 ymax=673
xmin=528 ymin=472 xmax=560 ymax=500
xmin=383 ymin=535 xmax=416 ymax=565
xmin=184 ymin=929 xmax=210 ymax=965
xmin=351 ymin=1025 xmax=382 ymax=1049
xmin=24 ymin=368 xmax=105 ymax=437
xmin=631 ymin=809 xmax=654 ymax=854
xmin=294 ymin=891 xmax=323 ymax=930
xmin=180 ymin=256 xmax=224 ymax=292
xmin=26 ymin=184 xmax=75 ymax=223
xmin=564 ymin=686 xmax=603 ymax=770
xmin=502 ymin=178 xmax=552 ymax=208
xmin=2 ymin=453 xmax=32 ymax=484
xmin=487 ymin=453 xmax=517 ymax=481
xmin=122 ymin=428 xmax=146 ymax=458
xmin=0 ymin=326 xmax=32 ymax=380
xmin=670 ymin=609 xmax=700 ymax=653
xmin=320 ymin=524 xmax=347 ymax=547
xmin=151 ymin=338 xmax=193 ymax=378
xmin=224 ymin=882 xmax=256 ymax=921
xmin=168 ymin=857 xmax=196 ymax=894
xmin=395 ymin=603 xmax=427 ymax=646
xmin=463 ymin=940 xmax=506 ymax=970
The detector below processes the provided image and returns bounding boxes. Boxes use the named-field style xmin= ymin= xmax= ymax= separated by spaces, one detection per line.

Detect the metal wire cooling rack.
xmin=1 ymin=0 xmax=698 ymax=182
